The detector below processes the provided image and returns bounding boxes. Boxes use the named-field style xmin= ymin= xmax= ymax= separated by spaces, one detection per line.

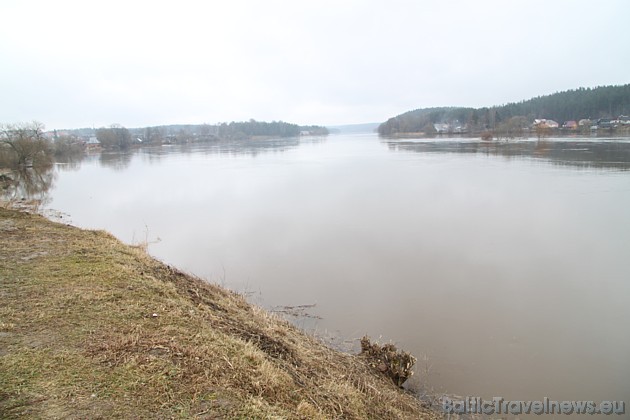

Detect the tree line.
xmin=1 ymin=119 xmax=328 ymax=170
xmin=94 ymin=120 xmax=328 ymax=149
xmin=378 ymin=84 xmax=630 ymax=137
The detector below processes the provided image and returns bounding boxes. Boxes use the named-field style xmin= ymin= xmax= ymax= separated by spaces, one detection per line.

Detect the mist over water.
xmin=46 ymin=134 xmax=630 ymax=411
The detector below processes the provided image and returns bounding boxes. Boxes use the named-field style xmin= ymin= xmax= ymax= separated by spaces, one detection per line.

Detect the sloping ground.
xmin=0 ymin=208 xmax=438 ymax=419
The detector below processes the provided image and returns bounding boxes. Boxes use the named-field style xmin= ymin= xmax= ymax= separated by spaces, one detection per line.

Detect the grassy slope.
xmin=0 ymin=208 xmax=438 ymax=419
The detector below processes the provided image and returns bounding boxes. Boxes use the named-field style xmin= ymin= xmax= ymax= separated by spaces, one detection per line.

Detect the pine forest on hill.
xmin=378 ymin=84 xmax=630 ymax=137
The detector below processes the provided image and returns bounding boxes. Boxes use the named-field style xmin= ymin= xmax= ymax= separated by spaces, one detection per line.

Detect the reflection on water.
xmin=44 ymin=134 xmax=630 ymax=416
xmin=99 ymin=151 xmax=134 ymax=171
xmin=1 ymin=165 xmax=56 ymax=209
xmin=3 ymin=136 xmax=319 ymax=198
xmin=137 ymin=137 xmax=322 ymax=161
xmin=385 ymin=137 xmax=630 ymax=170
xmin=58 ymin=136 xmax=320 ymax=172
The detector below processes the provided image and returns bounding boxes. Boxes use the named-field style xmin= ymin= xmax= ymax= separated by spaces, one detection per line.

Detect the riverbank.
xmin=0 ymin=207 xmax=438 ymax=419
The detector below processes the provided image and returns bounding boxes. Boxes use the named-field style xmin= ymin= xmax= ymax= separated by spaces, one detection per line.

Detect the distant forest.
xmin=378 ymin=84 xmax=630 ymax=136
xmin=57 ymin=120 xmax=328 ymax=150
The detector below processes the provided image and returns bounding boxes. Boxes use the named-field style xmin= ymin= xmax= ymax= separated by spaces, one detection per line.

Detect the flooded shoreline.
xmin=5 ymin=133 xmax=630 ymax=414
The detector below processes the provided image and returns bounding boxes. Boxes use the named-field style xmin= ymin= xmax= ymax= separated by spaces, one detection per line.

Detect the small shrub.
xmin=480 ymin=130 xmax=493 ymax=141
xmin=360 ymin=335 xmax=416 ymax=387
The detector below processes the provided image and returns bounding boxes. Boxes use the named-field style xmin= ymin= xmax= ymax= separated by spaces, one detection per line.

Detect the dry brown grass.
xmin=0 ymin=208 xmax=440 ymax=419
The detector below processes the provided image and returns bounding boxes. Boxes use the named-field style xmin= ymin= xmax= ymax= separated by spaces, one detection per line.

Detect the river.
xmin=43 ymin=133 xmax=630 ymax=412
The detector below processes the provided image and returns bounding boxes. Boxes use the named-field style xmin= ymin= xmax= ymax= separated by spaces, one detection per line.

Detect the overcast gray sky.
xmin=1 ymin=0 xmax=629 ymax=129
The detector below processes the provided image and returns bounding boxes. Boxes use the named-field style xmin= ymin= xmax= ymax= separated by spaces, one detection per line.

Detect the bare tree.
xmin=0 ymin=122 xmax=53 ymax=168
xmin=96 ymin=124 xmax=132 ymax=149
xmin=495 ymin=116 xmax=529 ymax=140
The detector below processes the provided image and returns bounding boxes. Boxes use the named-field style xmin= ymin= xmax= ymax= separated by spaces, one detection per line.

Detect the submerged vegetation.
xmin=0 ymin=123 xmax=83 ymax=210
xmin=1 ymin=122 xmax=85 ymax=170
xmin=0 ymin=123 xmax=54 ymax=169
xmin=2 ymin=119 xmax=328 ymax=158
xmin=0 ymin=208 xmax=437 ymax=419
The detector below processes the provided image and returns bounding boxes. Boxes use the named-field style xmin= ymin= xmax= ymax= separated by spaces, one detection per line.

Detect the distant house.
xmin=433 ymin=123 xmax=450 ymax=133
xmin=617 ymin=115 xmax=630 ymax=125
xmin=453 ymin=125 xmax=467 ymax=134
xmin=562 ymin=121 xmax=578 ymax=130
xmin=578 ymin=119 xmax=592 ymax=127
xmin=597 ymin=118 xmax=613 ymax=128
xmin=533 ymin=119 xmax=559 ymax=129
xmin=85 ymin=136 xmax=101 ymax=150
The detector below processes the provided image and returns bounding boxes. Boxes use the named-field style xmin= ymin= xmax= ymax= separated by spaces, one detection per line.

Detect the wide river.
xmin=45 ymin=133 xmax=630 ymax=412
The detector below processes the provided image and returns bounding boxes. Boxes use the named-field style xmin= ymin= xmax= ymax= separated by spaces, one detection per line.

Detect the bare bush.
xmin=0 ymin=122 xmax=53 ymax=168
xmin=360 ymin=335 xmax=417 ymax=387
